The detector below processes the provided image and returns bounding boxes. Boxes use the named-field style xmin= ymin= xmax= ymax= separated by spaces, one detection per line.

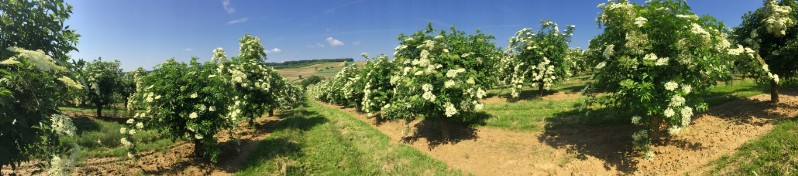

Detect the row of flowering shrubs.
xmin=121 ymin=34 xmax=304 ymax=162
xmin=309 ymin=0 xmax=784 ymax=160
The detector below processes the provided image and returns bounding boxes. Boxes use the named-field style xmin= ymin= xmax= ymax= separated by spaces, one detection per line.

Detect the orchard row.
xmin=308 ymin=0 xmax=792 ymax=160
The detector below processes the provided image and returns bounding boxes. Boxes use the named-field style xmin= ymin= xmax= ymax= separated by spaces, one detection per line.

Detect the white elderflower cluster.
xmin=444 ymin=102 xmax=457 ymax=117
xmin=664 ymin=81 xmax=678 ymax=91
xmin=690 ymin=23 xmax=711 ymax=43
xmin=421 ymin=83 xmax=436 ymax=102
xmin=6 ymin=47 xmax=67 ymax=72
xmin=634 ymin=17 xmax=647 ymax=27
xmin=48 ymin=145 xmax=79 ymax=176
xmin=50 ymin=114 xmax=76 ymax=137
xmin=764 ymin=0 xmax=795 ymax=37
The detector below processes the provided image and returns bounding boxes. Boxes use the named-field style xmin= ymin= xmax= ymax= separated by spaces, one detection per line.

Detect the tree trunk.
xmin=440 ymin=119 xmax=450 ymax=140
xmin=193 ymin=139 xmax=204 ymax=159
xmin=771 ymin=80 xmax=780 ymax=104
xmin=538 ymin=81 xmax=545 ymax=97
xmin=96 ymin=103 xmax=103 ymax=118
xmin=269 ymin=108 xmax=275 ymax=117
xmin=649 ymin=115 xmax=661 ymax=142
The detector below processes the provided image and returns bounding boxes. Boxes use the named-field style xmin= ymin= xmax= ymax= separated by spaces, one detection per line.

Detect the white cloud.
xmin=326 ymin=37 xmax=344 ymax=47
xmin=184 ymin=48 xmax=193 ymax=51
xmin=307 ymin=43 xmax=325 ymax=48
xmin=222 ymin=0 xmax=235 ymax=14
xmin=323 ymin=0 xmax=367 ymax=14
xmin=226 ymin=17 xmax=248 ymax=25
xmin=265 ymin=48 xmax=282 ymax=54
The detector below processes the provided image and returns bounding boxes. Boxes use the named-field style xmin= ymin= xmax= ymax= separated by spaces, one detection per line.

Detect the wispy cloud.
xmin=226 ymin=17 xmax=249 ymax=25
xmin=307 ymin=43 xmax=325 ymax=48
xmin=326 ymin=37 xmax=345 ymax=47
xmin=323 ymin=0 xmax=367 ymax=14
xmin=352 ymin=41 xmax=362 ymax=46
xmin=222 ymin=0 xmax=235 ymax=14
xmin=265 ymin=48 xmax=282 ymax=54
xmin=184 ymin=48 xmax=193 ymax=51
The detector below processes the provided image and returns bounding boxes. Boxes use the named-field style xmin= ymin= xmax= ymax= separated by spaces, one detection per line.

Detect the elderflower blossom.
xmin=595 ymin=62 xmax=607 ymax=69
xmin=195 ymin=133 xmax=204 ymax=140
xmin=632 ymin=130 xmax=647 ymax=142
xmin=120 ymin=127 xmax=128 ymax=135
xmin=645 ymin=150 xmax=656 ymax=161
xmin=120 ymin=137 xmax=132 ymax=148
xmin=670 ymin=95 xmax=686 ymax=107
xmin=127 ymin=119 xmax=135 ymax=124
xmin=136 ymin=122 xmax=144 ymax=129
xmin=668 ymin=126 xmax=682 ymax=136
xmin=208 ymin=106 xmax=216 ymax=112
xmin=681 ymin=106 xmax=693 ymax=122
xmin=643 ymin=53 xmax=658 ymax=61
xmin=682 ymin=85 xmax=692 ymax=94
xmin=422 ymin=91 xmax=436 ymax=102
xmin=50 ymin=114 xmax=76 ymax=136
xmin=764 ymin=0 xmax=795 ymax=37
xmin=655 ymin=57 xmax=669 ymax=66
xmin=189 ymin=112 xmax=198 ymax=119
xmin=190 ymin=93 xmax=198 ymax=98
xmin=444 ymin=102 xmax=457 ymax=117
xmin=128 ymin=129 xmax=137 ymax=135
xmin=664 ymin=81 xmax=678 ymax=91
xmin=444 ymin=80 xmax=456 ymax=88
xmin=634 ymin=17 xmax=648 ymax=27
xmin=631 ymin=116 xmax=641 ymax=125
xmin=664 ymin=108 xmax=675 ymax=117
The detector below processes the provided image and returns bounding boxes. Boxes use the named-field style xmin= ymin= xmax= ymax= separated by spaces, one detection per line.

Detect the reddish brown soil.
xmin=1 ymin=115 xmax=280 ymax=176
xmin=321 ymin=91 xmax=798 ymax=175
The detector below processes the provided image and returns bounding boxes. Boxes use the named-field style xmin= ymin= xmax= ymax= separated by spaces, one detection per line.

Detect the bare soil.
xmin=321 ymin=90 xmax=798 ymax=175
xmin=1 ymin=114 xmax=281 ymax=176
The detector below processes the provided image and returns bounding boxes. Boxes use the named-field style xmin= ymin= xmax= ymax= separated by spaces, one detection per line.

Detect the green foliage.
xmin=0 ymin=47 xmax=80 ymax=172
xmin=131 ymin=58 xmax=233 ymax=162
xmin=587 ymin=0 xmax=774 ymax=159
xmin=84 ymin=58 xmax=123 ymax=118
xmin=0 ymin=0 xmax=80 ymax=64
xmin=734 ymin=0 xmax=798 ymax=99
xmin=298 ymin=75 xmax=323 ymax=88
xmin=359 ymin=54 xmax=396 ymax=115
xmin=501 ymin=20 xmax=577 ymax=97
xmin=382 ymin=24 xmax=494 ymax=120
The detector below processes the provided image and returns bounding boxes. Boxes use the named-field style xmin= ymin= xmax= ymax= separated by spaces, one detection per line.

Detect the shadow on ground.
xmin=400 ymin=111 xmax=491 ymax=150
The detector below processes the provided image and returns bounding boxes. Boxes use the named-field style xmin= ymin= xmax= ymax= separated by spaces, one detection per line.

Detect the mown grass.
xmin=59 ymin=116 xmax=173 ymax=160
xmin=481 ymin=79 xmax=769 ymax=132
xmin=708 ymin=118 xmax=798 ymax=175
xmin=60 ymin=106 xmax=140 ymax=118
xmin=236 ymin=101 xmax=462 ymax=175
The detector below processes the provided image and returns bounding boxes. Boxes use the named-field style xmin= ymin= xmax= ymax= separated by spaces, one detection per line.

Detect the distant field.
xmin=276 ymin=61 xmax=365 ymax=81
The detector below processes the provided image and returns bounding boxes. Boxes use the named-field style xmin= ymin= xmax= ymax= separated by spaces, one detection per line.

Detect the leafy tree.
xmin=501 ymin=20 xmax=577 ymax=97
xmin=0 ymin=0 xmax=80 ymax=64
xmin=1 ymin=0 xmax=81 ymax=173
xmin=1 ymin=47 xmax=81 ymax=173
xmin=225 ymin=34 xmax=282 ymax=123
xmin=382 ymin=24 xmax=492 ymax=137
xmin=130 ymin=58 xmax=233 ymax=162
xmin=734 ymin=0 xmax=798 ymax=103
xmin=299 ymin=75 xmax=324 ymax=88
xmin=84 ymin=58 xmax=123 ymax=118
xmin=360 ymin=54 xmax=396 ymax=116
xmin=587 ymin=0 xmax=775 ymax=160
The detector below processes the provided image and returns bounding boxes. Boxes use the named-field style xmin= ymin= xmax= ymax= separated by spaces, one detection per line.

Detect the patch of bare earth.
xmin=320 ymin=90 xmax=798 ymax=175
xmin=2 ymin=115 xmax=281 ymax=176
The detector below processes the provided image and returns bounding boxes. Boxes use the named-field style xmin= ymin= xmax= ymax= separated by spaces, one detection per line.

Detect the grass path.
xmin=236 ymin=101 xmax=462 ymax=175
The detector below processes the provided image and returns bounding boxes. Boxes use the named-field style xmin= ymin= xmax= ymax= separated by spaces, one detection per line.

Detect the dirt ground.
xmin=1 ymin=115 xmax=281 ymax=176
xmin=322 ymin=91 xmax=798 ymax=175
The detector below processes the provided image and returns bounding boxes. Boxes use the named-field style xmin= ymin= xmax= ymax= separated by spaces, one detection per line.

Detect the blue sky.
xmin=65 ymin=0 xmax=763 ymax=71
